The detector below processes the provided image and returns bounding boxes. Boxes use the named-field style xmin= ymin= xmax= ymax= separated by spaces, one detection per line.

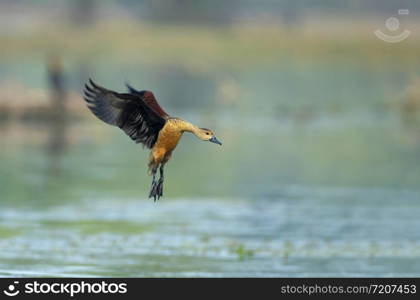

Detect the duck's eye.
xmin=206 ymin=132 xmax=210 ymax=135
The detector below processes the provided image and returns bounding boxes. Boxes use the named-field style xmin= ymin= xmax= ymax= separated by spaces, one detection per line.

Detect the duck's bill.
xmin=209 ymin=136 xmax=222 ymax=145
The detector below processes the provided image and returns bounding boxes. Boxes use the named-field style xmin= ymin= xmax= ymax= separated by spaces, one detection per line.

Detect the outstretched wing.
xmin=126 ymin=83 xmax=169 ymax=119
xmin=83 ymin=79 xmax=167 ymax=148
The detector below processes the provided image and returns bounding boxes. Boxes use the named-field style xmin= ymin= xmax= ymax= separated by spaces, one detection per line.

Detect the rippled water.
xmin=1 ymin=189 xmax=420 ymax=277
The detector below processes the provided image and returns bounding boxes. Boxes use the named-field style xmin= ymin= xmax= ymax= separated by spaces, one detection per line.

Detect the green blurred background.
xmin=1 ymin=0 xmax=420 ymax=277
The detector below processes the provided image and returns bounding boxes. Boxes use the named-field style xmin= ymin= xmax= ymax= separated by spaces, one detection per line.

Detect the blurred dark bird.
xmin=83 ymin=79 xmax=222 ymax=201
xmin=47 ymin=54 xmax=67 ymax=115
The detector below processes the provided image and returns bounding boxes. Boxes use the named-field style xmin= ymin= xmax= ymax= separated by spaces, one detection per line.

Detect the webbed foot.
xmin=149 ymin=178 xmax=164 ymax=202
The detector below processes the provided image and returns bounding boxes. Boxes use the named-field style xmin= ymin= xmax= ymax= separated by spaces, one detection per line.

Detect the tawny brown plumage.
xmin=83 ymin=79 xmax=222 ymax=201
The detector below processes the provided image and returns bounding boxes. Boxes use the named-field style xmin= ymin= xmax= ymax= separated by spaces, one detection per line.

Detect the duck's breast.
xmin=153 ymin=121 xmax=183 ymax=154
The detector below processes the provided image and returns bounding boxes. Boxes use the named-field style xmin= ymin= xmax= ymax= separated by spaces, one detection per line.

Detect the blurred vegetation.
xmin=2 ymin=21 xmax=420 ymax=68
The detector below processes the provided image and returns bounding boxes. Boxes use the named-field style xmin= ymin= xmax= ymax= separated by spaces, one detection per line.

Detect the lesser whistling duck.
xmin=83 ymin=79 xmax=222 ymax=201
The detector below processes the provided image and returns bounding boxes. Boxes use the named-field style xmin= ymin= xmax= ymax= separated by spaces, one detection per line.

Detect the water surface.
xmin=1 ymin=60 xmax=420 ymax=277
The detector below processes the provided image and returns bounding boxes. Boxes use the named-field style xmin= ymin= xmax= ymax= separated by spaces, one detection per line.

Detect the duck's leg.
xmin=148 ymin=165 xmax=159 ymax=201
xmin=156 ymin=164 xmax=165 ymax=200
xmin=148 ymin=149 xmax=167 ymax=201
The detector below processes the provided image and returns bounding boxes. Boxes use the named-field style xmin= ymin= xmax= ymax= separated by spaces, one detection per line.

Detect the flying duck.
xmin=83 ymin=79 xmax=222 ymax=201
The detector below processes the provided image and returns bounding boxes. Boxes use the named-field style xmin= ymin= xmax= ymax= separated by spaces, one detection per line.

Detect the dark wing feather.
xmin=83 ymin=79 xmax=167 ymax=149
xmin=126 ymin=83 xmax=169 ymax=119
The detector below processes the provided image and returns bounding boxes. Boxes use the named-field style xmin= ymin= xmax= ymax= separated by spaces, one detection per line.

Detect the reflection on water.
xmin=45 ymin=117 xmax=68 ymax=177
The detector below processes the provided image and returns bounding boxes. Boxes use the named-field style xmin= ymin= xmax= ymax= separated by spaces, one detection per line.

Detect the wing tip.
xmin=125 ymin=82 xmax=142 ymax=94
xmin=83 ymin=82 xmax=95 ymax=104
xmin=88 ymin=78 xmax=96 ymax=87
xmin=83 ymin=78 xmax=106 ymax=102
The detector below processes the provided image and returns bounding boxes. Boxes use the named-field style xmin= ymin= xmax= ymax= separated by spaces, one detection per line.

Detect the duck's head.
xmin=198 ymin=128 xmax=222 ymax=145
